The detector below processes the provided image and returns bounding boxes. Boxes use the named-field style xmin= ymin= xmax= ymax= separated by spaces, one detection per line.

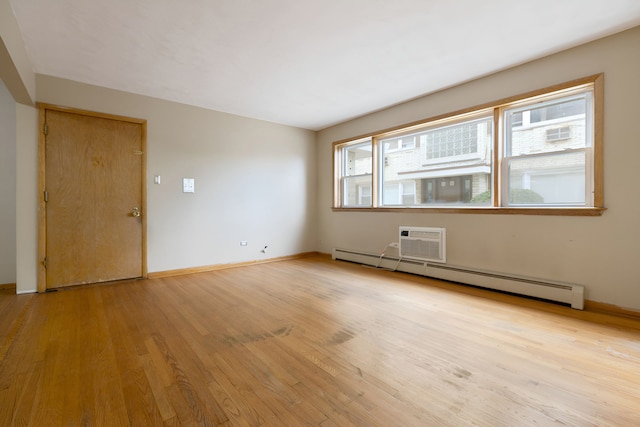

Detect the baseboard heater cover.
xmin=332 ymin=248 xmax=584 ymax=310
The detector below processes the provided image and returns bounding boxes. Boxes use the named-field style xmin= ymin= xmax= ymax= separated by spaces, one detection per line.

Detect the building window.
xmin=333 ymin=74 xmax=603 ymax=215
xmin=424 ymin=121 xmax=479 ymax=160
xmin=546 ymin=126 xmax=571 ymax=142
xmin=358 ymin=185 xmax=372 ymax=205
xmin=383 ymin=181 xmax=416 ymax=205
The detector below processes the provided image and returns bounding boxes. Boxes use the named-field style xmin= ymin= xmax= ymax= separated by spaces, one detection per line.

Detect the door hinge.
xmin=44 ymin=191 xmax=49 ymax=202
xmin=42 ymin=257 xmax=47 ymax=268
xmin=43 ymin=123 xmax=48 ymax=135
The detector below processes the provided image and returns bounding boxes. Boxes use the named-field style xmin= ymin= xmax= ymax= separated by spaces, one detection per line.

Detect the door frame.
xmin=37 ymin=103 xmax=148 ymax=292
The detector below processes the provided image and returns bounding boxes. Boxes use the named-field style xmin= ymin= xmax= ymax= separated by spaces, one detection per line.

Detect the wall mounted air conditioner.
xmin=399 ymin=226 xmax=446 ymax=263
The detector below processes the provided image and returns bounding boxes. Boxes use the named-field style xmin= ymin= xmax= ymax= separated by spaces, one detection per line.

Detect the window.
xmin=337 ymin=138 xmax=372 ymax=207
xmin=424 ymin=121 xmax=480 ymax=160
xmin=530 ymin=98 xmax=584 ymax=123
xmin=358 ymin=184 xmax=372 ymax=205
xmin=379 ymin=114 xmax=492 ymax=206
xmin=504 ymin=91 xmax=592 ymax=206
xmin=333 ymin=74 xmax=604 ymax=215
xmin=546 ymin=127 xmax=571 ymax=142
xmin=383 ymin=181 xmax=416 ymax=205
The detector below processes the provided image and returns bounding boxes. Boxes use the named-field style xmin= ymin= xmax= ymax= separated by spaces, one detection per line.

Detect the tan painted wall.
xmin=1 ymin=0 xmax=36 ymax=293
xmin=317 ymin=26 xmax=640 ymax=311
xmin=0 ymin=79 xmax=16 ymax=284
xmin=16 ymin=103 xmax=37 ymax=293
xmin=35 ymin=76 xmax=317 ymax=276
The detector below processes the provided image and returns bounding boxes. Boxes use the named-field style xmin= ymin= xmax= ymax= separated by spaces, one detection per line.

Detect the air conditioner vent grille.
xmin=409 ymin=230 xmax=441 ymax=240
xmin=403 ymin=239 xmax=441 ymax=260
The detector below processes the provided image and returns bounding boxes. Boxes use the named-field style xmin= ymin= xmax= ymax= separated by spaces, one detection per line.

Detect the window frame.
xmin=332 ymin=74 xmax=605 ymax=216
xmin=334 ymin=137 xmax=374 ymax=208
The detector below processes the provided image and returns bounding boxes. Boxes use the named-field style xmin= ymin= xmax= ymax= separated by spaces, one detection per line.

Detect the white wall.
xmin=36 ymin=76 xmax=317 ymax=274
xmin=16 ymin=103 xmax=37 ymax=293
xmin=317 ymin=26 xmax=640 ymax=311
xmin=0 ymin=78 xmax=16 ymax=284
xmin=1 ymin=0 xmax=34 ymax=292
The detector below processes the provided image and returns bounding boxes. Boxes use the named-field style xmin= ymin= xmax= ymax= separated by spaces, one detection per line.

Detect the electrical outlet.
xmin=240 ymin=241 xmax=248 ymax=246
xmin=389 ymin=242 xmax=399 ymax=248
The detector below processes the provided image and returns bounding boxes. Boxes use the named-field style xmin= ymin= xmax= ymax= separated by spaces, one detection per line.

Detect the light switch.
xmin=154 ymin=175 xmax=161 ymax=184
xmin=183 ymin=178 xmax=195 ymax=193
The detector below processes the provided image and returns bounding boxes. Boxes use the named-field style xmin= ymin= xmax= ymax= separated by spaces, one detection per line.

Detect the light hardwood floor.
xmin=1 ymin=255 xmax=639 ymax=426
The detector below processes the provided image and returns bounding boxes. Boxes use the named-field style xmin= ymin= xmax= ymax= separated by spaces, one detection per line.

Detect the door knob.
xmin=132 ymin=207 xmax=141 ymax=217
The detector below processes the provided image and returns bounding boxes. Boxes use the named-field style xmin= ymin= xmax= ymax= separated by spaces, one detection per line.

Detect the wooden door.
xmin=44 ymin=108 xmax=145 ymax=289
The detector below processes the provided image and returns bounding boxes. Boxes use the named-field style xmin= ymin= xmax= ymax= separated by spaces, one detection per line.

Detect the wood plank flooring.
xmin=1 ymin=255 xmax=640 ymax=426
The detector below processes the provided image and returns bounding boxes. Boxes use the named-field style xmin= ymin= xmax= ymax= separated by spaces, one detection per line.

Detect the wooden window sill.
xmin=332 ymin=207 xmax=606 ymax=216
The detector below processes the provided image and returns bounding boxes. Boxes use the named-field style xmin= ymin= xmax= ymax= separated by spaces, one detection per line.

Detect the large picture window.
xmin=333 ymin=75 xmax=604 ymax=215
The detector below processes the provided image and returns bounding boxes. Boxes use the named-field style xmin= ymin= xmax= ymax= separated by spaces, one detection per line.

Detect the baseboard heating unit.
xmin=332 ymin=248 xmax=584 ymax=310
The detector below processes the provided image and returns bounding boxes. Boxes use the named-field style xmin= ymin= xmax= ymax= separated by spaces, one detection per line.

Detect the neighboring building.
xmin=381 ymin=116 xmax=493 ymax=206
xmin=377 ymin=92 xmax=590 ymax=206
xmin=506 ymin=94 xmax=590 ymax=205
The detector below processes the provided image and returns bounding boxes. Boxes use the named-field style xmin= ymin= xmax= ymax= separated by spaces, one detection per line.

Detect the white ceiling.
xmin=9 ymin=0 xmax=640 ymax=130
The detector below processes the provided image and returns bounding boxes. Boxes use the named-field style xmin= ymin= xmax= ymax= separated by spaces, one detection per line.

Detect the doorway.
xmin=423 ymin=175 xmax=472 ymax=204
xmin=38 ymin=105 xmax=146 ymax=291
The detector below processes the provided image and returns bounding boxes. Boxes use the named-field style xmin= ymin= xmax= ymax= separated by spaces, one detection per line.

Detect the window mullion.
xmin=372 ymin=137 xmax=380 ymax=207
xmin=493 ymin=108 xmax=501 ymax=207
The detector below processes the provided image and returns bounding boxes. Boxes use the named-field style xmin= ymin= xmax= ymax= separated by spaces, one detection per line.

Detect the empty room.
xmin=2 ymin=0 xmax=640 ymax=425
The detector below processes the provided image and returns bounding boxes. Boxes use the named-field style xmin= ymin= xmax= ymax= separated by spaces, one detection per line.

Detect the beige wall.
xmin=1 ymin=0 xmax=35 ymax=292
xmin=36 ymin=76 xmax=317 ymax=276
xmin=0 ymin=78 xmax=16 ymax=284
xmin=16 ymin=103 xmax=37 ymax=293
xmin=317 ymin=26 xmax=640 ymax=311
